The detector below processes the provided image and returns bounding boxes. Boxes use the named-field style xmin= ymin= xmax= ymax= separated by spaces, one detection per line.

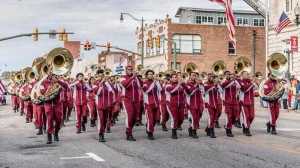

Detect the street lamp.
xmin=120 ymin=12 xmax=145 ymax=67
xmin=294 ymin=3 xmax=300 ymax=26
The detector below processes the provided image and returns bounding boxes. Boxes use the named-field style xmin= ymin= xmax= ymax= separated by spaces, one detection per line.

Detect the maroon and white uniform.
xmin=263 ymin=79 xmax=280 ymax=127
xmin=143 ymin=79 xmax=160 ymax=133
xmin=120 ymin=74 xmax=142 ymax=136
xmin=185 ymin=80 xmax=204 ymax=130
xmin=204 ymin=81 xmax=220 ymax=129
xmin=87 ymin=84 xmax=97 ymax=123
xmin=221 ymin=79 xmax=241 ymax=129
xmin=95 ymin=81 xmax=115 ymax=134
xmin=165 ymin=81 xmax=186 ymax=129
xmin=239 ymin=79 xmax=255 ymax=129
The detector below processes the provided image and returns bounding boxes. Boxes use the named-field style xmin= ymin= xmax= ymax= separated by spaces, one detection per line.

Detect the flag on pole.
xmin=209 ymin=0 xmax=236 ymax=48
xmin=274 ymin=12 xmax=292 ymax=34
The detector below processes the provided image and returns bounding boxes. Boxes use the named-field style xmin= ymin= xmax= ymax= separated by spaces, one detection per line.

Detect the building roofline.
xmin=175 ymin=7 xmax=258 ymax=17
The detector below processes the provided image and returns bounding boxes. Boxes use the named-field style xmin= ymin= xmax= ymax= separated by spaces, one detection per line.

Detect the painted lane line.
xmin=60 ymin=156 xmax=90 ymax=160
xmin=86 ymin=152 xmax=105 ymax=162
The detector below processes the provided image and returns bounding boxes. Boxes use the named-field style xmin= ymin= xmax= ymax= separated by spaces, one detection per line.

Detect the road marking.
xmin=60 ymin=153 xmax=105 ymax=162
xmin=255 ymin=128 xmax=300 ymax=132
xmin=86 ymin=152 xmax=105 ymax=162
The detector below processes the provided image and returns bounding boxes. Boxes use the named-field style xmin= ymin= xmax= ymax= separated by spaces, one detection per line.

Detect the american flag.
xmin=209 ymin=0 xmax=236 ymax=48
xmin=274 ymin=12 xmax=292 ymax=34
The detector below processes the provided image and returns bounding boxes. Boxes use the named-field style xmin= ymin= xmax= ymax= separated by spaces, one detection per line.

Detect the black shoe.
xmin=36 ymin=128 xmax=43 ymax=135
xmin=90 ymin=120 xmax=96 ymax=127
xmin=99 ymin=133 xmax=106 ymax=142
xmin=215 ymin=121 xmax=221 ymax=128
xmin=106 ymin=128 xmax=111 ymax=133
xmin=171 ymin=129 xmax=178 ymax=139
xmin=162 ymin=124 xmax=168 ymax=132
xmin=126 ymin=135 xmax=136 ymax=141
xmin=46 ymin=133 xmax=52 ymax=144
xmin=235 ymin=120 xmax=242 ymax=128
xmin=245 ymin=128 xmax=252 ymax=136
xmin=147 ymin=132 xmax=155 ymax=140
xmin=226 ymin=129 xmax=234 ymax=137
xmin=192 ymin=130 xmax=199 ymax=139
xmin=266 ymin=122 xmax=271 ymax=133
xmin=54 ymin=132 xmax=59 ymax=141
xmin=205 ymin=127 xmax=210 ymax=136
xmin=271 ymin=126 xmax=277 ymax=135
xmin=82 ymin=123 xmax=86 ymax=132
xmin=188 ymin=127 xmax=193 ymax=137
xmin=210 ymin=128 xmax=216 ymax=138
xmin=26 ymin=118 xmax=30 ymax=123
xmin=242 ymin=124 xmax=246 ymax=134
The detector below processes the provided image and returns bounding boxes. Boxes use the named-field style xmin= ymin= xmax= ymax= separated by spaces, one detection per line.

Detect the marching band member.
xmin=18 ymin=83 xmax=25 ymax=115
xmin=120 ymin=65 xmax=142 ymax=141
xmin=185 ymin=72 xmax=204 ymax=138
xmin=59 ymin=76 xmax=68 ymax=126
xmin=136 ymin=74 xmax=144 ymax=126
xmin=165 ymin=72 xmax=186 ymax=139
xmin=94 ymin=73 xmax=115 ymax=142
xmin=239 ymin=71 xmax=255 ymax=136
xmin=65 ymin=77 xmax=74 ymax=121
xmin=221 ymin=71 xmax=241 ymax=137
xmin=264 ymin=73 xmax=281 ymax=135
xmin=112 ymin=75 xmax=122 ymax=125
xmin=87 ymin=76 xmax=97 ymax=127
xmin=142 ymin=70 xmax=160 ymax=140
xmin=0 ymin=79 xmax=7 ymax=105
xmin=69 ymin=73 xmax=89 ymax=134
xmin=40 ymin=74 xmax=69 ymax=144
xmin=158 ymin=74 xmax=170 ymax=132
xmin=204 ymin=73 xmax=219 ymax=138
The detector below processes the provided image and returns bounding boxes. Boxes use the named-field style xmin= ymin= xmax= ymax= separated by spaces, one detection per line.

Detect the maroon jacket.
xmin=120 ymin=74 xmax=142 ymax=102
xmin=70 ymin=80 xmax=90 ymax=106
xmin=185 ymin=80 xmax=204 ymax=110
xmin=165 ymin=81 xmax=186 ymax=106
xmin=221 ymin=79 xmax=240 ymax=105
xmin=204 ymin=81 xmax=220 ymax=109
xmin=263 ymin=78 xmax=280 ymax=103
xmin=95 ymin=81 xmax=115 ymax=109
xmin=40 ymin=76 xmax=68 ymax=104
xmin=240 ymin=79 xmax=255 ymax=105
xmin=142 ymin=79 xmax=159 ymax=107
xmin=87 ymin=84 xmax=96 ymax=102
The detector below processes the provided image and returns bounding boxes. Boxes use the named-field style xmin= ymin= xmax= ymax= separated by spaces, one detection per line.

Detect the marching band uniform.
xmin=185 ymin=79 xmax=204 ymax=138
xmin=204 ymin=80 xmax=219 ymax=138
xmin=31 ymin=81 xmax=45 ymax=135
xmin=40 ymin=75 xmax=68 ymax=144
xmin=66 ymin=81 xmax=73 ymax=121
xmin=221 ymin=79 xmax=241 ymax=137
xmin=24 ymin=81 xmax=35 ymax=124
xmin=142 ymin=79 xmax=160 ymax=140
xmin=112 ymin=81 xmax=122 ymax=124
xmin=239 ymin=78 xmax=255 ymax=136
xmin=18 ymin=84 xmax=24 ymax=115
xmin=87 ymin=83 xmax=97 ymax=127
xmin=95 ymin=80 xmax=115 ymax=142
xmin=158 ymin=81 xmax=169 ymax=131
xmin=120 ymin=73 xmax=142 ymax=141
xmin=59 ymin=79 xmax=68 ymax=126
xmin=264 ymin=78 xmax=280 ymax=134
xmin=70 ymin=80 xmax=89 ymax=133
xmin=165 ymin=80 xmax=186 ymax=139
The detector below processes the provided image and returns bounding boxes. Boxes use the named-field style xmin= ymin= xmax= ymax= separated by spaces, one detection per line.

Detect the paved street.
xmin=1 ymin=100 xmax=300 ymax=168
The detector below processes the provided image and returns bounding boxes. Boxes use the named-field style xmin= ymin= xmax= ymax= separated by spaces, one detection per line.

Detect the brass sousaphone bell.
xmin=46 ymin=47 xmax=74 ymax=76
xmin=211 ymin=60 xmax=226 ymax=76
xmin=234 ymin=56 xmax=252 ymax=74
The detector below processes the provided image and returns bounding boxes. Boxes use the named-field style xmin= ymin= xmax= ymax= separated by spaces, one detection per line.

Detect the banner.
xmin=290 ymin=36 xmax=298 ymax=52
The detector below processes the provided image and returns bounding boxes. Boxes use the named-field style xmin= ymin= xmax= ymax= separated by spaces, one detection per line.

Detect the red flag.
xmin=210 ymin=0 xmax=236 ymax=48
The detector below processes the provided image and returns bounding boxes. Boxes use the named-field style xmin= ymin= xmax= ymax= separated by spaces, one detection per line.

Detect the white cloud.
xmin=0 ymin=0 xmax=252 ymax=71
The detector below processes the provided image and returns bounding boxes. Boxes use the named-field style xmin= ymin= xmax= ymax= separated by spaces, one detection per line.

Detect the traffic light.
xmin=84 ymin=41 xmax=92 ymax=51
xmin=107 ymin=42 xmax=111 ymax=52
xmin=59 ymin=28 xmax=66 ymax=41
xmin=155 ymin=36 xmax=161 ymax=48
xmin=32 ymin=28 xmax=38 ymax=41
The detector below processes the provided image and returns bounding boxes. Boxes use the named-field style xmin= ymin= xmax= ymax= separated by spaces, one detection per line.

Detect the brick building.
xmin=136 ymin=7 xmax=266 ymax=75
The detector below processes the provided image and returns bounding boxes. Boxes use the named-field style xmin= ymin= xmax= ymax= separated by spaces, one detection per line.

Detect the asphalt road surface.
xmin=1 ymin=100 xmax=300 ymax=168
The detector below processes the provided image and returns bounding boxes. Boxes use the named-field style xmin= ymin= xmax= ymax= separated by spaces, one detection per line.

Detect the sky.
xmin=0 ymin=0 xmax=253 ymax=71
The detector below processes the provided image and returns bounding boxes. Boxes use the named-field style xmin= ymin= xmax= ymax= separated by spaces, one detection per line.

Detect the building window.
xmin=259 ymin=19 xmax=265 ymax=26
xmin=243 ymin=18 xmax=249 ymax=26
xmin=237 ymin=18 xmax=243 ymax=26
xmin=228 ymin=42 xmax=236 ymax=55
xmin=218 ymin=17 xmax=224 ymax=24
xmin=195 ymin=16 xmax=201 ymax=24
xmin=202 ymin=16 xmax=207 ymax=23
xmin=253 ymin=18 xmax=259 ymax=26
xmin=286 ymin=0 xmax=290 ymax=12
xmin=208 ymin=16 xmax=214 ymax=23
xmin=172 ymin=34 xmax=202 ymax=54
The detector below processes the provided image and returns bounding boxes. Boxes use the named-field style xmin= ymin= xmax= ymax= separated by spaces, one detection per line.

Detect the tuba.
xmin=258 ymin=53 xmax=288 ymax=102
xmin=39 ymin=48 xmax=74 ymax=102
xmin=211 ymin=60 xmax=226 ymax=76
xmin=234 ymin=56 xmax=252 ymax=74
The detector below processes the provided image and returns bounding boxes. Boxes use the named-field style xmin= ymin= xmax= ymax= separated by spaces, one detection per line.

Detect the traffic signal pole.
xmin=0 ymin=32 xmax=74 ymax=42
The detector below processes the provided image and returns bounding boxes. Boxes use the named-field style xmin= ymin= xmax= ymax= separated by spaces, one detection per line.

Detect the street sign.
xmin=291 ymin=36 xmax=298 ymax=52
xmin=115 ymin=65 xmax=124 ymax=75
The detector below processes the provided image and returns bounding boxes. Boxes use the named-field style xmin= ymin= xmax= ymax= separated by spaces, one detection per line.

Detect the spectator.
xmin=281 ymin=79 xmax=289 ymax=110
xmin=294 ymin=80 xmax=300 ymax=112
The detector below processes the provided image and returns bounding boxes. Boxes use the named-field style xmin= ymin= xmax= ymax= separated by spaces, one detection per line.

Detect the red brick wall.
xmin=64 ymin=41 xmax=81 ymax=59
xmin=166 ymin=23 xmax=266 ymax=75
